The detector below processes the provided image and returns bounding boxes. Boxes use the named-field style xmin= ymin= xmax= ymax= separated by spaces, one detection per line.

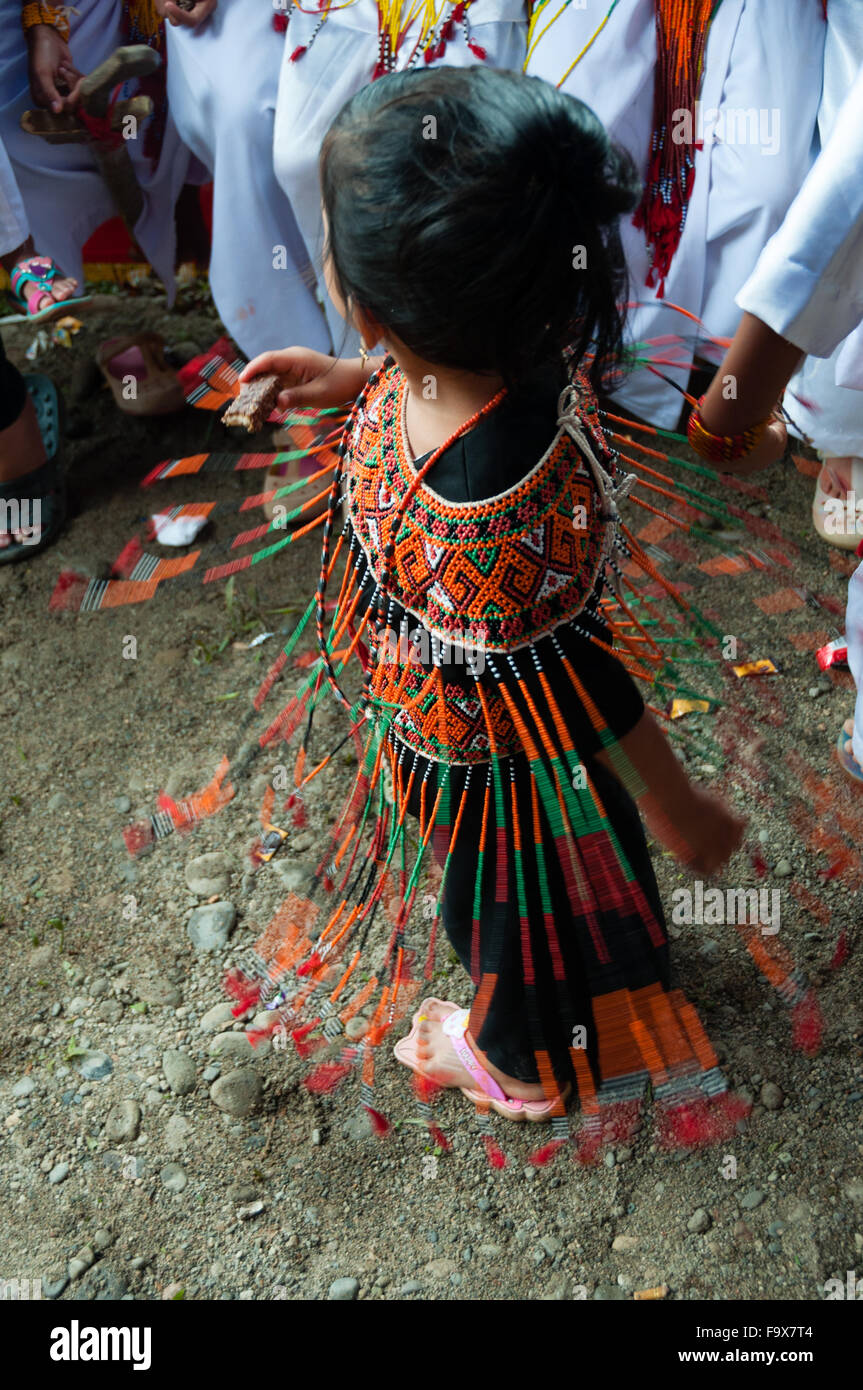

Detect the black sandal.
xmin=0 ymin=373 xmax=66 ymax=565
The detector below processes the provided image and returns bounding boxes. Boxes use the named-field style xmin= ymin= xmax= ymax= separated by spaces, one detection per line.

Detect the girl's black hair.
xmin=320 ymin=66 xmax=641 ymax=393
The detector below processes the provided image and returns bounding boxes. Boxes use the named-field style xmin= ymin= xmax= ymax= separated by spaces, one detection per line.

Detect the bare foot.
xmin=0 ymin=520 xmax=42 ymax=550
xmin=818 ymin=457 xmax=854 ymax=501
xmin=415 ymin=1000 xmax=546 ymax=1101
xmin=15 ymin=265 xmax=79 ymax=313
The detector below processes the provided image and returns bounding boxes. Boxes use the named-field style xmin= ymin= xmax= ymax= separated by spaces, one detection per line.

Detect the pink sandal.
xmin=393 ymin=998 xmax=568 ymax=1122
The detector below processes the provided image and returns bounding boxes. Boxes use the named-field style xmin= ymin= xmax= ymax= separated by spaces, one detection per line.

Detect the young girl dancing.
xmin=231 ymin=66 xmax=819 ymax=1154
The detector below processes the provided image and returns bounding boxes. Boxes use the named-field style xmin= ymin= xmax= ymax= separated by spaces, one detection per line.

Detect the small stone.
xmin=760 ymin=1082 xmax=784 ymax=1111
xmin=160 ymin=1163 xmax=188 ymax=1194
xmin=757 ymin=828 xmax=769 ymax=843
xmin=153 ymin=647 xmax=185 ymax=669
xmin=162 ymin=1050 xmax=196 ymax=1096
xmin=187 ymin=901 xmax=237 ymax=952
xmin=603 ymin=1151 xmax=616 ymax=1169
xmin=398 ymin=1280 xmax=422 ymax=1295
xmin=76 ymin=1051 xmax=113 ymax=1081
xmin=185 ymin=852 xmax=232 ymax=898
xmin=161 ymin=1282 xmax=185 ymax=1301
xmin=593 ymin=1284 xmax=629 ymax=1301
xmin=104 ymin=1100 xmax=141 ymax=1143
xmin=237 ymin=1200 xmax=265 ymax=1220
xmin=611 ymin=1235 xmax=638 ymax=1253
xmin=11 ymin=1077 xmax=35 ymax=1098
xmin=227 ymin=1181 xmax=258 ymax=1205
xmin=328 ymin=1277 xmax=359 ymax=1301
xmin=478 ymin=1243 xmax=502 ymax=1257
xmin=544 ymin=1278 xmax=572 ymax=1301
xmin=477 ymin=1197 xmax=491 ymax=1212
xmin=687 ymin=1208 xmax=711 ymax=1234
xmin=202 ymin=1065 xmax=220 ymax=1082
xmin=136 ymin=977 xmax=182 ymax=1008
xmin=48 ymin=792 xmax=69 ymax=811
xmin=341 ymin=1110 xmax=374 ymax=1141
xmin=42 ymin=1273 xmax=70 ymax=1299
xmin=271 ymin=862 xmax=304 ymax=892
xmin=93 ymin=1229 xmax=114 ymax=1252
xmin=164 ymin=1114 xmax=193 ymax=1152
xmin=210 ymin=1068 xmax=262 ymax=1118
xmin=311 ymin=1128 xmax=322 ymax=1146
xmin=209 ymin=1031 xmax=257 ymax=1063
xmin=808 ymin=686 xmax=821 ymax=699
xmin=114 ymin=795 xmax=132 ymax=813
xmin=774 ymin=860 xmax=792 ymax=878
xmin=48 ymin=1162 xmax=70 ymax=1185
xmin=199 ymin=1002 xmax=236 ymax=1032
xmin=740 ymin=1189 xmax=765 ymax=1210
xmin=344 ymin=1017 xmax=368 ymax=1041
xmin=424 ymin=1259 xmax=459 ymax=1279
xmin=68 ymin=1247 xmax=95 ymax=1279
xmin=540 ymin=1236 xmax=562 ymax=1256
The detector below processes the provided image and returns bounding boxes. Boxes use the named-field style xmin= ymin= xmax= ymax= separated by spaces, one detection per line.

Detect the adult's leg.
xmin=784 ymin=1 xmax=863 ymax=540
xmin=0 ymin=336 xmax=47 ymax=551
xmin=1 ymin=131 xmax=78 ymax=308
xmin=0 ymin=0 xmax=190 ymax=295
xmin=167 ymin=0 xmax=329 ymax=358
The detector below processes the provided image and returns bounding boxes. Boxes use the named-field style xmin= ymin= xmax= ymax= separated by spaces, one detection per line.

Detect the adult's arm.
xmin=697 ymin=64 xmax=863 ymax=455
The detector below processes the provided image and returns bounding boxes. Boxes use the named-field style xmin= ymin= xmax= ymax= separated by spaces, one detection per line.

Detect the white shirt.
xmin=737 ymin=64 xmax=863 ymax=360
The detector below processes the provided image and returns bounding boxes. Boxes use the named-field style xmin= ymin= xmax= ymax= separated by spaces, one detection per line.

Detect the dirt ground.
xmin=0 ymin=282 xmax=861 ymax=1305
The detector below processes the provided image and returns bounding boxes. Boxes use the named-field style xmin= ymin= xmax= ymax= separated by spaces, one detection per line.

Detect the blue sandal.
xmin=0 ymin=374 xmax=66 ymax=565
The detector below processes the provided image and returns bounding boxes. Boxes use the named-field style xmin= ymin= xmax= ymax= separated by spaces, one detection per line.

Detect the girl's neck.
xmin=391 ymin=347 xmax=505 ymax=459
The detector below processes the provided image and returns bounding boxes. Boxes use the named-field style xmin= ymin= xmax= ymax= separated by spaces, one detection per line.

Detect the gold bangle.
xmin=22 ymin=3 xmax=72 ymax=39
xmin=687 ymin=395 xmax=769 ymax=465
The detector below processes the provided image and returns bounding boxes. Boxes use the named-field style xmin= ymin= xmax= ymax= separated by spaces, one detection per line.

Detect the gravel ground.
xmin=1 ymin=287 xmax=861 ymax=1304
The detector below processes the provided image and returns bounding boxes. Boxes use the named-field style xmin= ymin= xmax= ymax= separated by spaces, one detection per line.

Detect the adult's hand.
xmin=156 ymin=0 xmax=218 ymax=29
xmin=27 ymin=25 xmax=83 ymax=114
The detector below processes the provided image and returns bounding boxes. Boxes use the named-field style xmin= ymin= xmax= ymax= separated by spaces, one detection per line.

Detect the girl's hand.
xmin=27 ymin=25 xmax=83 ymax=113
xmin=643 ymin=785 xmax=746 ymax=878
xmin=157 ymin=0 xmax=218 ymax=28
xmin=240 ymin=348 xmax=373 ymax=410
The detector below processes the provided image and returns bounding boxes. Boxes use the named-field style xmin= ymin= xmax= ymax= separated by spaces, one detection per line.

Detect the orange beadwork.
xmin=22 ymin=1 xmax=71 ymax=36
xmin=348 ymin=364 xmax=608 ymax=654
